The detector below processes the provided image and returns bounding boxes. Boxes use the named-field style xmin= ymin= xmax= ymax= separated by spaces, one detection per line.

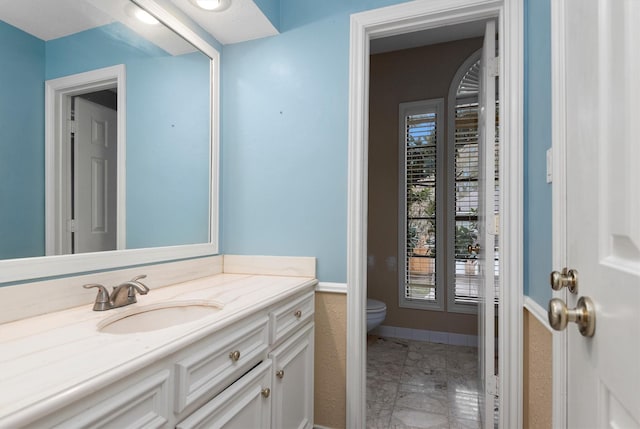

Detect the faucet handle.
xmin=83 ymin=283 xmax=111 ymax=311
xmin=130 ymin=274 xmax=149 ymax=294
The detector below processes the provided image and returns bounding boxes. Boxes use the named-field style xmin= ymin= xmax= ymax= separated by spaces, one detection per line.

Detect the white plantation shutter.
xmin=453 ymin=102 xmax=481 ymax=304
xmin=452 ymin=97 xmax=500 ymax=306
xmin=399 ymin=99 xmax=443 ymax=309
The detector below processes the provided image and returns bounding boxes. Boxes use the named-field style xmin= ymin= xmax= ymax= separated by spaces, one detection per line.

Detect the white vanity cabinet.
xmin=176 ymin=290 xmax=315 ymax=429
xmin=24 ymin=288 xmax=315 ymax=429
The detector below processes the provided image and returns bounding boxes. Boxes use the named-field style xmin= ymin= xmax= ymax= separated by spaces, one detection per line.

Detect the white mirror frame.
xmin=0 ymin=0 xmax=220 ymax=283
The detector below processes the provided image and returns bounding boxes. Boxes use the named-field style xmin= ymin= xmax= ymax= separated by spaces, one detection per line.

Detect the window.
xmin=398 ymin=51 xmax=500 ymax=314
xmin=399 ymin=99 xmax=444 ymax=310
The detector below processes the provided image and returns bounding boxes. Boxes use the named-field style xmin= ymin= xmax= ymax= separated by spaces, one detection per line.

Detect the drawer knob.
xmin=261 ymin=387 xmax=271 ymax=398
xmin=229 ymin=350 xmax=241 ymax=361
xmin=294 ymin=310 xmax=302 ymax=318
xmin=276 ymin=369 xmax=285 ymax=379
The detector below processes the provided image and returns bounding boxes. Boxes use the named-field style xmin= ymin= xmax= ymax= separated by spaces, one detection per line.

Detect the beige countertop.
xmin=0 ymin=273 xmax=317 ymax=427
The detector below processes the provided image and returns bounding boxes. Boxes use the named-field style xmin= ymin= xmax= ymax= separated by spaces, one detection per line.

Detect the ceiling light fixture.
xmin=135 ymin=9 xmax=159 ymax=25
xmin=189 ymin=0 xmax=231 ymax=12
xmin=126 ymin=4 xmax=160 ymax=25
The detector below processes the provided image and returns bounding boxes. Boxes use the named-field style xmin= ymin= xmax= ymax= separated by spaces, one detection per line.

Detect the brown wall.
xmin=314 ymin=291 xmax=347 ymax=429
xmin=368 ymin=38 xmax=483 ymax=335
xmin=523 ymin=308 xmax=553 ymax=429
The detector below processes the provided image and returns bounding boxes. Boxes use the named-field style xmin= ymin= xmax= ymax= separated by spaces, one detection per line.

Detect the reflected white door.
xmin=558 ymin=0 xmax=640 ymax=427
xmin=74 ymin=97 xmax=117 ymax=254
xmin=477 ymin=19 xmax=497 ymax=429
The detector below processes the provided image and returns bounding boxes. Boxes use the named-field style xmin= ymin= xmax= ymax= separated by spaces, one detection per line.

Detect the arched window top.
xmin=456 ymin=59 xmax=480 ymax=98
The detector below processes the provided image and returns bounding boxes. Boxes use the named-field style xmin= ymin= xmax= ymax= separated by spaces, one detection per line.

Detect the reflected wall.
xmin=0 ymin=20 xmax=210 ymax=259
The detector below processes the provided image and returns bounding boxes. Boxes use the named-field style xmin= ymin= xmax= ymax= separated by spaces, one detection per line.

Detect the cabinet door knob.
xmin=229 ymin=350 xmax=241 ymax=361
xmin=261 ymin=387 xmax=271 ymax=398
xmin=294 ymin=310 xmax=302 ymax=318
xmin=276 ymin=369 xmax=285 ymax=379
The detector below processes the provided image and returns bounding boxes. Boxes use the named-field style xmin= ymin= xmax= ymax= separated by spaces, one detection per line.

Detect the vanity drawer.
xmin=176 ymin=360 xmax=272 ymax=429
xmin=269 ymin=291 xmax=314 ymax=345
xmin=174 ymin=315 xmax=269 ymax=414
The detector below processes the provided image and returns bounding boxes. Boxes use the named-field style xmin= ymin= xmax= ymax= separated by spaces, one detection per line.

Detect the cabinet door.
xmin=176 ymin=360 xmax=272 ymax=429
xmin=52 ymin=370 xmax=171 ymax=429
xmin=269 ymin=323 xmax=314 ymax=429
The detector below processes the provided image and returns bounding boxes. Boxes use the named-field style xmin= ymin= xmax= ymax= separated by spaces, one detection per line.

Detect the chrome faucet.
xmin=83 ymin=275 xmax=150 ymax=311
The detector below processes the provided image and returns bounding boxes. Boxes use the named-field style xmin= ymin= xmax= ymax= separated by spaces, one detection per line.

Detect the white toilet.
xmin=366 ymin=299 xmax=387 ymax=332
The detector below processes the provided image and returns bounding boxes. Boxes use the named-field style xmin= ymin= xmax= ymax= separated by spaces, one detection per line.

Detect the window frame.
xmin=398 ymin=98 xmax=445 ymax=311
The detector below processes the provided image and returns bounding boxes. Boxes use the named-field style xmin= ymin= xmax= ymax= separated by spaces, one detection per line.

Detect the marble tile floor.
xmin=366 ymin=336 xmax=482 ymax=429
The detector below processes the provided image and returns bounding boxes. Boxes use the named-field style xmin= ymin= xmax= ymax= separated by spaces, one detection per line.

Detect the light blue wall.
xmin=220 ymin=0 xmax=410 ymax=283
xmin=523 ymin=0 xmax=552 ymax=306
xmin=0 ymin=21 xmax=45 ymax=259
xmin=126 ymin=52 xmax=210 ymax=248
xmin=222 ymin=0 xmax=554 ymax=289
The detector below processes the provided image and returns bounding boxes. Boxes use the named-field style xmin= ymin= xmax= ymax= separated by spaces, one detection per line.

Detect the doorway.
xmin=346 ymin=1 xmax=524 ymax=428
xmin=45 ymin=65 xmax=126 ymax=256
xmin=365 ymin=22 xmax=498 ymax=428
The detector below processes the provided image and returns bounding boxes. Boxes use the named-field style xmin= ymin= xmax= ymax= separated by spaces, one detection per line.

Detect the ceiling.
xmin=0 ymin=0 xmax=277 ymax=48
xmin=0 ymin=1 xmax=489 ymax=54
xmin=370 ymin=19 xmax=490 ymax=55
xmin=169 ymin=0 xmax=277 ymax=45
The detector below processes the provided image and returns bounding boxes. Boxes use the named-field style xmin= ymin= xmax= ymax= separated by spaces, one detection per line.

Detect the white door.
xmin=555 ymin=0 xmax=640 ymax=427
xmin=477 ymin=19 xmax=497 ymax=429
xmin=74 ymin=97 xmax=117 ymax=254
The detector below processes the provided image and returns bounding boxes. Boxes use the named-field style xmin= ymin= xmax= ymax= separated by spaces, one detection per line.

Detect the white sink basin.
xmin=98 ymin=301 xmax=223 ymax=334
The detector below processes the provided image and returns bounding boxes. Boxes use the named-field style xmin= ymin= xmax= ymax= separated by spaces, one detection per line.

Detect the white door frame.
xmin=45 ymin=65 xmax=127 ymax=255
xmin=346 ymin=0 xmax=524 ymax=427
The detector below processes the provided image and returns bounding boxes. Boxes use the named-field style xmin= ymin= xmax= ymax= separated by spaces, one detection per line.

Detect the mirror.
xmin=0 ymin=0 xmax=219 ymax=282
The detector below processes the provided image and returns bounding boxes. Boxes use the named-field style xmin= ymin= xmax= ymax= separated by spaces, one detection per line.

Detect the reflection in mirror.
xmin=0 ymin=0 xmax=212 ymax=261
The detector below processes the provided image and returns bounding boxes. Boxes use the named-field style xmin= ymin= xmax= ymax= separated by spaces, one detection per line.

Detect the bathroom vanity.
xmin=0 ymin=256 xmax=317 ymax=428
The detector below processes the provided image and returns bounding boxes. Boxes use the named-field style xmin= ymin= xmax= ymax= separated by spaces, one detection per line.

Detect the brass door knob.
xmin=468 ymin=244 xmax=480 ymax=254
xmin=229 ymin=350 xmax=241 ymax=361
xmin=261 ymin=387 xmax=271 ymax=398
xmin=550 ymin=268 xmax=578 ymax=293
xmin=548 ymin=296 xmax=596 ymax=337
xmin=294 ymin=310 xmax=302 ymax=318
xmin=276 ymin=370 xmax=285 ymax=379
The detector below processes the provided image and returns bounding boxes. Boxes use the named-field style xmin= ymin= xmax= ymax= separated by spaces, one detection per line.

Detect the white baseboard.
xmin=372 ymin=325 xmax=478 ymax=347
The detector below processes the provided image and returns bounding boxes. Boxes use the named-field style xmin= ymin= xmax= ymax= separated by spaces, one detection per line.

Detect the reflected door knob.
xmin=548 ymin=296 xmax=596 ymax=337
xmin=550 ymin=268 xmax=578 ymax=293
